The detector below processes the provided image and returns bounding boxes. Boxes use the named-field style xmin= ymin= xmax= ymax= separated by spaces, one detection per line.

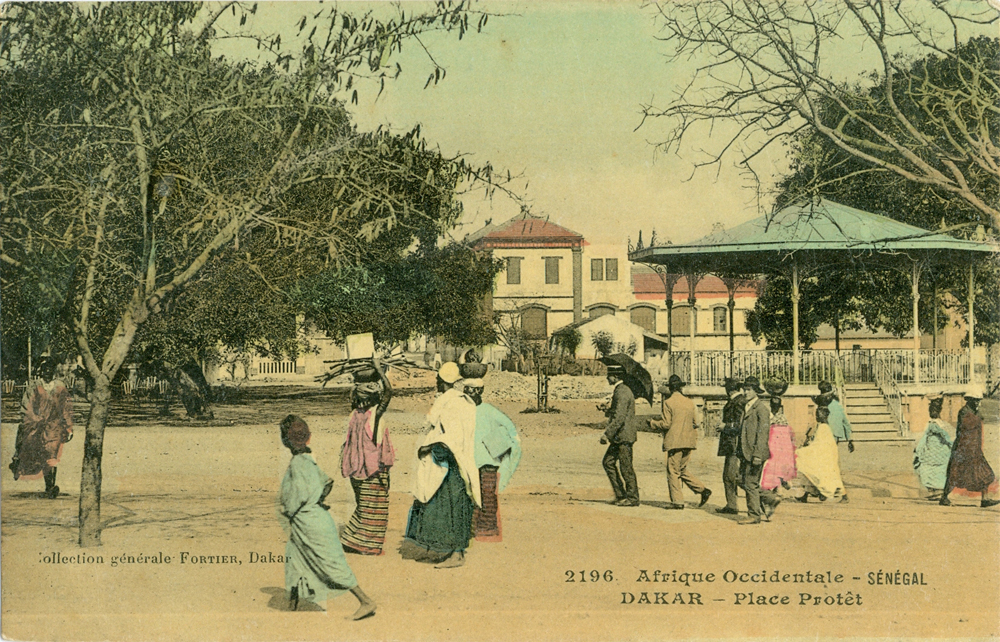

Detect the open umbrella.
xmin=599 ymin=353 xmax=654 ymax=405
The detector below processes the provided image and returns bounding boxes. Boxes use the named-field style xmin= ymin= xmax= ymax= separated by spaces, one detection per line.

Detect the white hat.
xmin=965 ymin=385 xmax=984 ymax=399
xmin=438 ymin=362 xmax=461 ymax=384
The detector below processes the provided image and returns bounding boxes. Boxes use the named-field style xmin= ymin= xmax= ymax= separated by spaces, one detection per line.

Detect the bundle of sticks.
xmin=315 ymin=350 xmax=431 ymax=387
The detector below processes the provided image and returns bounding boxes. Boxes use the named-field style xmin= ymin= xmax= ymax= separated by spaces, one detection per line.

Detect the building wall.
xmin=492 ymin=246 xmax=577 ymax=337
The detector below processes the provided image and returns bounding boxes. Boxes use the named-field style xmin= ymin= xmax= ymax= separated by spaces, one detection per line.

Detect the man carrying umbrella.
xmin=598 ymin=363 xmax=639 ymax=506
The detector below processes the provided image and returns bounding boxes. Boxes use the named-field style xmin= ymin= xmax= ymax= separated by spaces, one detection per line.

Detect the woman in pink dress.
xmin=761 ymin=396 xmax=796 ymax=492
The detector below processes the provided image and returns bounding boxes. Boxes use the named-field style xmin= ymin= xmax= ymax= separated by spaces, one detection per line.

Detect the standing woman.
xmin=913 ymin=396 xmax=953 ymax=501
xmin=761 ymin=394 xmax=796 ymax=494
xmin=9 ymin=357 xmax=73 ymax=498
xmin=794 ymin=406 xmax=847 ymax=502
xmin=278 ymin=414 xmax=376 ymax=619
xmin=340 ymin=359 xmax=395 ymax=555
xmin=940 ymin=387 xmax=999 ymax=508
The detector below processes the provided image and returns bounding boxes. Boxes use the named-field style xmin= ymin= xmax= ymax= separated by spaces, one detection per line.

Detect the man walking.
xmin=716 ymin=378 xmax=745 ymax=515
xmin=599 ymin=365 xmax=639 ymax=506
xmin=653 ymin=374 xmax=710 ymax=510
xmin=737 ymin=376 xmax=779 ymax=525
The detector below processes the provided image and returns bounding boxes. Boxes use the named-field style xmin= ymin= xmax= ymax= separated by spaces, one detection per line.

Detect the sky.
xmin=221 ymin=1 xmax=991 ymax=247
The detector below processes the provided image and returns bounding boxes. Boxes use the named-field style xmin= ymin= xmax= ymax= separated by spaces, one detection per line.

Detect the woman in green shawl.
xmin=279 ymin=414 xmax=376 ymax=619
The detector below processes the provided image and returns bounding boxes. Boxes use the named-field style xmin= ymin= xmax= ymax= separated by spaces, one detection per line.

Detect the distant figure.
xmin=653 ymin=374 xmax=710 ymax=510
xmin=737 ymin=376 xmax=780 ymax=524
xmin=598 ymin=365 xmax=638 ymax=506
xmin=340 ymin=358 xmax=395 ymax=555
xmin=464 ymin=362 xmax=522 ymax=542
xmin=716 ymin=378 xmax=746 ymax=515
xmin=913 ymin=397 xmax=952 ymax=501
xmin=940 ymin=387 xmax=998 ymax=508
xmin=794 ymin=406 xmax=847 ymax=503
xmin=278 ymin=415 xmax=376 ymax=619
xmin=9 ymin=357 xmax=73 ymax=499
xmin=761 ymin=396 xmax=797 ymax=493
xmin=405 ymin=362 xmax=480 ymax=568
xmin=817 ymin=381 xmax=854 ymax=453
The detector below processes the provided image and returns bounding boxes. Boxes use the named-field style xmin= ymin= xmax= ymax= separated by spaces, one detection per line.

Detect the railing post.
xmin=791 ymin=261 xmax=800 ymax=386
xmin=911 ymin=260 xmax=921 ymax=384
xmin=968 ymin=261 xmax=975 ymax=384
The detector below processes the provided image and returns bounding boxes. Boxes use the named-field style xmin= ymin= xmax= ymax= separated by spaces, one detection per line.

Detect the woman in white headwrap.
xmin=404 ymin=361 xmax=480 ymax=569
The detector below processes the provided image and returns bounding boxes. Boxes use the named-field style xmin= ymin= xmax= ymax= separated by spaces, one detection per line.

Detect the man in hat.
xmin=737 ymin=376 xmax=779 ymax=524
xmin=463 ymin=362 xmax=522 ymax=541
xmin=405 ymin=362 xmax=481 ymax=568
xmin=599 ymin=365 xmax=639 ymax=506
xmin=652 ymin=374 xmax=710 ymax=510
xmin=940 ymin=386 xmax=999 ymax=508
xmin=716 ymin=378 xmax=746 ymax=515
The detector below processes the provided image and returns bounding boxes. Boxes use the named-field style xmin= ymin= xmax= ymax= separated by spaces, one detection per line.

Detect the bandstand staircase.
xmin=843 ymin=383 xmax=911 ymax=443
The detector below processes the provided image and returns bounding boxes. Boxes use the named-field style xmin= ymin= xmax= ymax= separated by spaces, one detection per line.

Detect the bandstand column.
xmin=911 ymin=261 xmax=922 ymax=384
xmin=791 ymin=261 xmax=800 ymax=386
xmin=686 ymin=272 xmax=703 ymax=385
xmin=968 ymin=261 xmax=976 ymax=383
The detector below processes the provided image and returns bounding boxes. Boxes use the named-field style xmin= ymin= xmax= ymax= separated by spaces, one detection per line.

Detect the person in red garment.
xmin=9 ymin=357 xmax=73 ymax=499
xmin=939 ymin=386 xmax=999 ymax=509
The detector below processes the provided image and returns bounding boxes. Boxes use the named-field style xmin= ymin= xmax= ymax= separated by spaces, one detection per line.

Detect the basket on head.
xmin=459 ymin=362 xmax=488 ymax=379
xmin=352 ymin=367 xmax=381 ymax=384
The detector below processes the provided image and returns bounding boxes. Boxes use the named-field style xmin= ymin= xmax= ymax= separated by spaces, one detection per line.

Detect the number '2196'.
xmin=565 ymin=570 xmax=614 ymax=582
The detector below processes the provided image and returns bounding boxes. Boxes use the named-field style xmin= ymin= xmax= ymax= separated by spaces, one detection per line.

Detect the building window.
xmin=605 ymin=258 xmax=618 ymax=281
xmin=671 ymin=306 xmax=695 ymax=335
xmin=521 ymin=307 xmax=548 ymax=339
xmin=506 ymin=257 xmax=521 ymax=285
xmin=631 ymin=307 xmax=656 ymax=333
xmin=544 ymin=257 xmax=560 ymax=284
xmin=713 ymin=307 xmax=727 ymax=333
xmin=591 ymin=258 xmax=604 ymax=281
xmin=589 ymin=305 xmax=616 ymax=319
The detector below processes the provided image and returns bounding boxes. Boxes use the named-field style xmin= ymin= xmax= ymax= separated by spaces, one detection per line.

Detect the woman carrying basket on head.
xmin=340 ymin=358 xmax=395 ymax=555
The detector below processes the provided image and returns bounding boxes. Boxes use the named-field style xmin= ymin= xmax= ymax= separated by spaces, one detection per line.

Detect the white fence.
xmin=666 ymin=349 xmax=968 ymax=387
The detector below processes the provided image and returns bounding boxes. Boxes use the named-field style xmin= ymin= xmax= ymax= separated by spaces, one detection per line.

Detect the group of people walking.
xmin=600 ymin=371 xmax=952 ymax=524
xmin=277 ymin=354 xmax=522 ymax=616
xmin=912 ymin=386 xmax=998 ymax=508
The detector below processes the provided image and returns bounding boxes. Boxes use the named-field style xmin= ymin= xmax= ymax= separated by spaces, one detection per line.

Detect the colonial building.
xmin=466 ymin=212 xmax=763 ymax=362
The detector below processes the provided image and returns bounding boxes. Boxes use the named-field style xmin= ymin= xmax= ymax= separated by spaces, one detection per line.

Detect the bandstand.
xmin=629 ymin=199 xmax=997 ymax=439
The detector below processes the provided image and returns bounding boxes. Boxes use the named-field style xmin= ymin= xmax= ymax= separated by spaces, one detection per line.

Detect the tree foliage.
xmin=0 ymin=1 xmax=495 ymax=546
xmin=293 ymin=243 xmax=503 ymax=348
xmin=643 ymin=0 xmax=1000 ymax=228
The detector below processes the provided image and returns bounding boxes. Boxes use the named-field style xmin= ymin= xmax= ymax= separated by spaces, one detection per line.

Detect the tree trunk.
xmin=78 ymin=376 xmax=111 ymax=547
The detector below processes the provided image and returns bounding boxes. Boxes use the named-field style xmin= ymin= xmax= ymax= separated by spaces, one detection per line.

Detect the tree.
xmin=592 ymin=331 xmax=615 ymax=358
xmin=0 ymin=2 xmax=495 ymax=546
xmin=747 ymin=38 xmax=1000 ymax=349
xmin=642 ymin=0 xmax=1000 ymax=229
xmin=293 ymin=242 xmax=503 ymax=348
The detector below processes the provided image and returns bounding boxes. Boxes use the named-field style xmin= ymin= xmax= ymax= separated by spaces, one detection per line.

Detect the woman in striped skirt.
xmin=340 ymin=359 xmax=395 ymax=555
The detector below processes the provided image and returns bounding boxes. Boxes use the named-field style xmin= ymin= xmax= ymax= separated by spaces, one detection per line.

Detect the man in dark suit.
xmin=716 ymin=378 xmax=745 ymax=515
xmin=737 ymin=376 xmax=779 ymax=525
xmin=599 ymin=366 xmax=638 ymax=506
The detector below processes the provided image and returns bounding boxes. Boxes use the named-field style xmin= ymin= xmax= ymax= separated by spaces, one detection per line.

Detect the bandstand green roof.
xmin=630 ymin=198 xmax=996 ymax=272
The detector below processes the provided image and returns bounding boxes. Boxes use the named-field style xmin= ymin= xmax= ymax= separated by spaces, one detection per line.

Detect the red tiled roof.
xmin=631 ymin=272 xmax=760 ymax=300
xmin=468 ymin=214 xmax=583 ymax=249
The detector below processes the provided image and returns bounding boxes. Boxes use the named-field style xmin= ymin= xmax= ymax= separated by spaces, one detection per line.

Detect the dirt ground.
xmin=2 ymin=382 xmax=999 ymax=641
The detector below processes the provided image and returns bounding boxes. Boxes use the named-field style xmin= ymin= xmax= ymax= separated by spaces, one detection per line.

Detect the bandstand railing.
xmin=873 ymin=354 xmax=908 ymax=435
xmin=664 ymin=349 xmax=967 ymax=388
